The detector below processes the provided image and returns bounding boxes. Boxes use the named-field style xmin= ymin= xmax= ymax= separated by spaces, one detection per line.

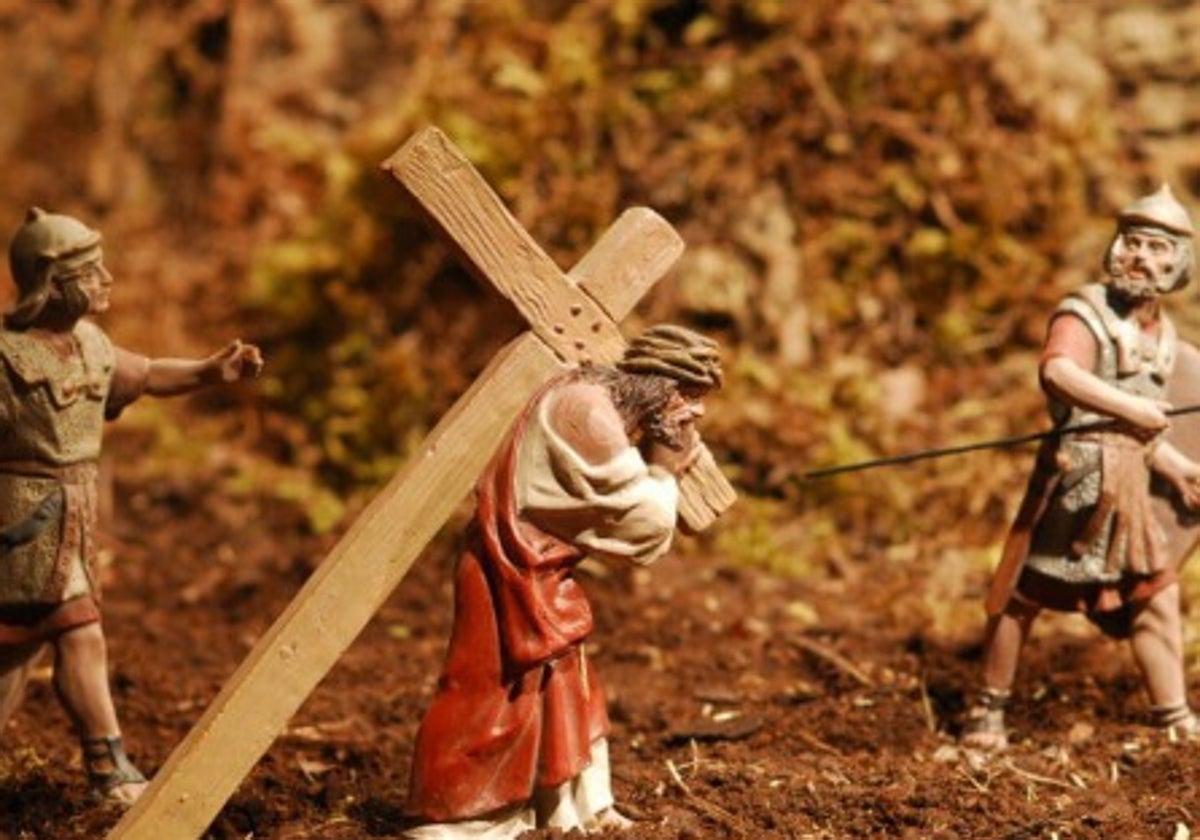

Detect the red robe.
xmin=407 ymin=384 xmax=611 ymax=822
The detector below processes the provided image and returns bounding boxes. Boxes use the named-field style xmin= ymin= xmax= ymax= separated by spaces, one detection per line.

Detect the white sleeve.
xmin=518 ymin=395 xmax=678 ymax=565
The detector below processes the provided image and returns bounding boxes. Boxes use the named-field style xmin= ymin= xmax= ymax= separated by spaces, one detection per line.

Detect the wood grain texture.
xmin=568 ymin=206 xmax=685 ymax=322
xmin=386 ymin=127 xmax=735 ymax=531
xmin=384 ymin=127 xmax=626 ymax=366
xmin=109 ymin=335 xmax=561 ymax=840
xmin=109 ymin=139 xmax=729 ymax=839
xmin=677 ymin=444 xmax=739 ymax=533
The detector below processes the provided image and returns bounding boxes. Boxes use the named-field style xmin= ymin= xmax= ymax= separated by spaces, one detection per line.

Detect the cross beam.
xmin=108 ymin=126 xmax=735 ymax=839
xmin=387 ymin=128 xmax=735 ymax=529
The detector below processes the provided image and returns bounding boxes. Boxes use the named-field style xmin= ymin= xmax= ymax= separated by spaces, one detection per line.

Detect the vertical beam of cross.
xmin=108 ymin=126 xmax=734 ymax=839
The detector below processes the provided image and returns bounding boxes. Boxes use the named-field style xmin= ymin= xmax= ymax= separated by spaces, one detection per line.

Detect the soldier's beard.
xmin=1108 ymin=265 xmax=1162 ymax=303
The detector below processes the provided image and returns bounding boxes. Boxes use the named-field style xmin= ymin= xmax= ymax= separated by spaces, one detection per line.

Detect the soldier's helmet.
xmin=6 ymin=207 xmax=102 ymax=328
xmin=1119 ymin=184 xmax=1194 ymax=238
xmin=1106 ymin=184 xmax=1195 ymax=293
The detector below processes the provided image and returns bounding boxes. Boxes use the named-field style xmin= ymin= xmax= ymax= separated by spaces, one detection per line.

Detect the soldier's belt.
xmin=1072 ymin=430 xmax=1147 ymax=449
xmin=0 ymin=489 xmax=64 ymax=552
xmin=0 ymin=459 xmax=97 ymax=483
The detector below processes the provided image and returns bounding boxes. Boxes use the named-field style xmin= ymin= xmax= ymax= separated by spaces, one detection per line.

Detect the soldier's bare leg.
xmin=52 ymin=623 xmax=120 ymax=736
xmin=981 ymin=600 xmax=1040 ymax=690
xmin=0 ymin=641 xmax=44 ymax=733
xmin=1130 ymin=583 xmax=1193 ymax=735
xmin=51 ymin=623 xmax=147 ymax=802
xmin=963 ymin=599 xmax=1040 ymax=749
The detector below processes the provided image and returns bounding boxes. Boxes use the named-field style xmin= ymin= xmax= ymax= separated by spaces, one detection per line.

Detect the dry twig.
xmin=957 ymin=765 xmax=989 ymax=793
xmin=1002 ymin=759 xmax=1077 ymax=791
xmin=791 ymin=46 xmax=847 ymax=126
xmin=918 ymin=672 xmax=938 ymax=733
xmin=791 ymin=636 xmax=873 ymax=687
xmin=795 ymin=728 xmax=843 ymax=757
xmin=665 ymin=759 xmax=750 ymax=838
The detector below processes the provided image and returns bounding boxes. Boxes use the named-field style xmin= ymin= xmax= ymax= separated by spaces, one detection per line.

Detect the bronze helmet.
xmin=1102 ymin=185 xmax=1196 ymax=294
xmin=1117 ymin=184 xmax=1194 ymax=238
xmin=6 ymin=207 xmax=102 ymax=328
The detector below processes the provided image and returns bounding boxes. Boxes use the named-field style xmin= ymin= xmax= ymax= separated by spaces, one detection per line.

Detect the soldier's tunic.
xmin=990 ymin=283 xmax=1176 ymax=636
xmin=0 ymin=320 xmax=148 ymax=644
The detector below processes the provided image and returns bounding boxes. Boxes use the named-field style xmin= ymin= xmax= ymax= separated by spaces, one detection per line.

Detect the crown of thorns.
xmin=617 ymin=324 xmax=723 ymax=390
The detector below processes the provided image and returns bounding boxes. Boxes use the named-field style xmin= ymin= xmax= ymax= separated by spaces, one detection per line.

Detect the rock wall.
xmin=1097 ymin=1 xmax=1200 ymax=198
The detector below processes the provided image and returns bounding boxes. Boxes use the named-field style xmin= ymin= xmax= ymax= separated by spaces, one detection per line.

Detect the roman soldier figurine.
xmin=965 ymin=185 xmax=1200 ymax=749
xmin=0 ymin=208 xmax=263 ymax=804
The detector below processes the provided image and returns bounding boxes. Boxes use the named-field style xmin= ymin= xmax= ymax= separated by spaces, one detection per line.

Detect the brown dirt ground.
xmin=3 ymin=432 xmax=1200 ymax=840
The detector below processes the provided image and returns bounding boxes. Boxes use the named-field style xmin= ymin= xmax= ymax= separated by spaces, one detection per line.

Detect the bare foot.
xmin=95 ymin=779 xmax=148 ymax=808
xmin=588 ymin=806 xmax=634 ymax=833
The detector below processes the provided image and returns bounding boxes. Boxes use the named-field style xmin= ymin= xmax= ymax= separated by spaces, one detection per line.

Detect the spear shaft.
xmin=804 ymin=404 xmax=1200 ymax=481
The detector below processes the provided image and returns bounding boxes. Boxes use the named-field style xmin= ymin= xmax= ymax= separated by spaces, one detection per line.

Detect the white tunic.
xmin=516 ymin=387 xmax=678 ymax=566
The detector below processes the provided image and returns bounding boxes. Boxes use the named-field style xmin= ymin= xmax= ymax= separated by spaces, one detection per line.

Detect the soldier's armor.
xmin=1025 ymin=283 xmax=1176 ymax=584
xmin=0 ymin=321 xmax=115 ymax=604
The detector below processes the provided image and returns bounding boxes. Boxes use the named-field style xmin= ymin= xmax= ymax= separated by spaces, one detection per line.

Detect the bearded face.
xmin=584 ymin=367 xmax=707 ymax=452
xmin=1106 ymin=227 xmax=1185 ymax=301
xmin=642 ymin=390 xmax=706 ymax=451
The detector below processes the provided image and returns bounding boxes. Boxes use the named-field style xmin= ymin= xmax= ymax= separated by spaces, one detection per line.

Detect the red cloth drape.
xmin=407 ymin=382 xmax=611 ymax=822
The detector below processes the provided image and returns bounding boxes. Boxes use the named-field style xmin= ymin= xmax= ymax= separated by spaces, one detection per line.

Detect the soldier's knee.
xmin=1004 ymin=593 xmax=1041 ymax=623
xmin=55 ymin=622 xmax=107 ymax=661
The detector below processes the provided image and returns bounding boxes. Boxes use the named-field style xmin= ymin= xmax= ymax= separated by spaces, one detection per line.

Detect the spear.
xmin=804 ymin=404 xmax=1200 ymax=480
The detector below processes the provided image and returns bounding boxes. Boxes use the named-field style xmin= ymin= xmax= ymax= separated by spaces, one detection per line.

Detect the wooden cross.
xmin=108 ymin=126 xmax=736 ymax=839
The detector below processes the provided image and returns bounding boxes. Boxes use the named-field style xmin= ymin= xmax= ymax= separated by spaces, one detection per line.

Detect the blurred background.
xmin=8 ymin=2 xmax=1200 ymax=836
xmin=3 ymin=0 xmax=1200 ymax=649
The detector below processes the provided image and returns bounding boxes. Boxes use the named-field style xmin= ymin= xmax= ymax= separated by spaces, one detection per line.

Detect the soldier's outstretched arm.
xmin=143 ymin=340 xmax=263 ymax=397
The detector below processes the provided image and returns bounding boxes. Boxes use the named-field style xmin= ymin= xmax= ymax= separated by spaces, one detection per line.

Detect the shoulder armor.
xmin=1054 ymin=287 xmax=1116 ymax=376
xmin=1056 ymin=288 xmax=1109 ymax=342
xmin=73 ymin=320 xmax=115 ymax=373
xmin=0 ymin=322 xmax=114 ymax=408
xmin=1058 ymin=283 xmax=1176 ymax=380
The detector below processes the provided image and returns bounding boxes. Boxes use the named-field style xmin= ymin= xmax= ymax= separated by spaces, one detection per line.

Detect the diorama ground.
xmin=2 ymin=431 xmax=1199 ymax=840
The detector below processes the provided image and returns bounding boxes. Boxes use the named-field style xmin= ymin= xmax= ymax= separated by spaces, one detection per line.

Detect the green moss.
xmin=714 ymin=497 xmax=826 ymax=578
xmin=225 ymin=0 xmax=1133 ymax=577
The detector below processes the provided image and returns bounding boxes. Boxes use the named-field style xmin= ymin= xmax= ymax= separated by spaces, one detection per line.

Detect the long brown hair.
xmin=580 ymin=365 xmax=686 ymax=449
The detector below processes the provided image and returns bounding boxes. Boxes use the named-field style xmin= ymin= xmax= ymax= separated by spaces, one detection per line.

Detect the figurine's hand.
xmin=1171 ymin=463 xmax=1200 ymax=510
xmin=1120 ymin=397 xmax=1171 ymax=441
xmin=646 ymin=424 xmax=701 ymax=476
xmin=211 ymin=340 xmax=264 ymax=383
